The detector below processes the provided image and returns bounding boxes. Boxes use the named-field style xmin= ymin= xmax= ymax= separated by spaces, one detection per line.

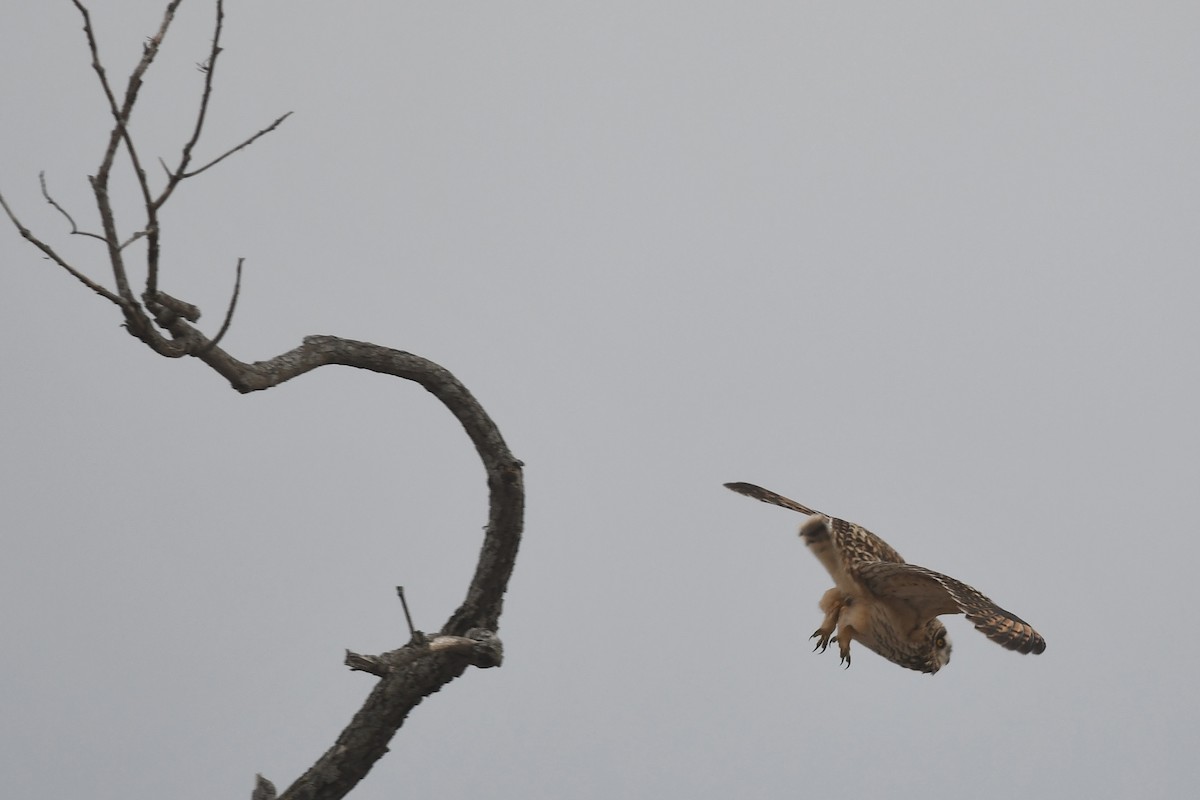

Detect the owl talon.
xmin=810 ymin=628 xmax=834 ymax=654
xmin=837 ymin=627 xmax=854 ymax=667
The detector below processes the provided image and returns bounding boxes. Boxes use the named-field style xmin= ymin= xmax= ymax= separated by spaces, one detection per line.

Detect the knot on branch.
xmin=422 ymin=628 xmax=503 ymax=668
xmin=143 ymin=290 xmax=201 ymax=325
xmin=345 ymin=629 xmax=503 ymax=677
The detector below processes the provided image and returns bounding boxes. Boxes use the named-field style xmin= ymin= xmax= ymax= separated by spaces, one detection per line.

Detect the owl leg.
xmin=811 ymin=588 xmax=844 ymax=654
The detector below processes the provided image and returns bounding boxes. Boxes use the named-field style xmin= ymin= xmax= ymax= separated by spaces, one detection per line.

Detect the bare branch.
xmin=38 ymin=172 xmax=106 ymax=241
xmin=72 ymin=0 xmax=187 ymax=333
xmin=180 ymin=111 xmax=294 ymax=179
xmin=70 ymin=0 xmax=129 ymax=169
xmin=196 ymin=256 xmax=243 ymax=353
xmin=131 ymin=326 xmax=526 ymax=638
xmin=156 ymin=0 xmax=226 ymax=210
xmin=0 ymin=187 xmax=122 ymax=305
xmin=147 ymin=2 xmax=289 ymax=298
xmin=119 ymin=228 xmax=150 ymax=251
xmin=396 ymin=586 xmax=417 ymax=640
xmin=85 ymin=173 xmax=135 ymax=305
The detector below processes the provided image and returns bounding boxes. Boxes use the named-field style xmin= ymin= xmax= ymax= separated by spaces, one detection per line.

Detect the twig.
xmin=119 ymin=229 xmax=149 ymax=251
xmin=156 ymin=0 xmax=226 ymax=211
xmin=396 ymin=587 xmax=417 ymax=639
xmin=0 ymin=187 xmax=122 ymax=305
xmin=177 ymin=0 xmax=226 ymax=174
xmin=39 ymin=172 xmax=105 ymax=241
xmin=197 ymin=257 xmax=243 ymax=353
xmin=181 ymin=112 xmax=294 ymax=179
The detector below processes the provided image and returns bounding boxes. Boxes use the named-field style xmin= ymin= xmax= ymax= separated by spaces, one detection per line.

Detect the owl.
xmin=725 ymin=482 xmax=1045 ymax=673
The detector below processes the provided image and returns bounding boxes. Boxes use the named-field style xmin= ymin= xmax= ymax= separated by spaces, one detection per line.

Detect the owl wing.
xmin=726 ymin=483 xmax=906 ymax=563
xmin=856 ymin=561 xmax=1047 ymax=655
xmin=724 ymin=482 xmax=821 ymax=516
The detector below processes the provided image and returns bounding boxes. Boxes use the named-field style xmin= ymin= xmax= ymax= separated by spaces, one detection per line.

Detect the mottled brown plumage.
xmin=725 ymin=481 xmax=1045 ymax=673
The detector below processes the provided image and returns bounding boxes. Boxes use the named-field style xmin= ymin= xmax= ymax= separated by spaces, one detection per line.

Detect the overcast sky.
xmin=3 ymin=3 xmax=1198 ymax=799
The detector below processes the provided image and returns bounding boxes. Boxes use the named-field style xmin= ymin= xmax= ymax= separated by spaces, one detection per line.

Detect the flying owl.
xmin=725 ymin=482 xmax=1045 ymax=673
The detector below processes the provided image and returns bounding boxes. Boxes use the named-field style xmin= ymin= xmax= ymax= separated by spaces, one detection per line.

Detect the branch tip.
xmin=197 ymin=257 xmax=243 ymax=354
xmin=251 ymin=773 xmax=277 ymax=800
xmin=396 ymin=586 xmax=417 ymax=639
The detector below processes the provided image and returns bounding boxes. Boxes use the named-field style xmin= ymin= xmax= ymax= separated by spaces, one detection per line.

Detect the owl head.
xmin=917 ymin=619 xmax=952 ymax=673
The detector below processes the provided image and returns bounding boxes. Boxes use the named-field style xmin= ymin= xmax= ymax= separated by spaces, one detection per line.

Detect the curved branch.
xmin=149 ymin=325 xmax=523 ymax=800
xmin=128 ymin=303 xmax=525 ymax=637
xmin=179 ymin=329 xmax=526 ymax=635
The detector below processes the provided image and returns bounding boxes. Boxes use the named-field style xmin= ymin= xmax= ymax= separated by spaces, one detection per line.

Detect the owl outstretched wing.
xmin=855 ymin=561 xmax=1047 ymax=655
xmin=725 ymin=482 xmax=905 ymax=564
xmin=723 ymin=482 xmax=820 ymax=516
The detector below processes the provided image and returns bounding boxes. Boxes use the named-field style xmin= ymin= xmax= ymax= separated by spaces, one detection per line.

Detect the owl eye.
xmin=935 ymin=636 xmax=947 ymax=649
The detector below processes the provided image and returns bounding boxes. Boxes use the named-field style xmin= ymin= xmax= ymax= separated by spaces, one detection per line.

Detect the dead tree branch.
xmin=0 ymin=188 xmax=125 ymax=304
xmin=197 ymin=256 xmax=243 ymax=353
xmin=38 ymin=171 xmax=106 ymax=242
xmin=2 ymin=4 xmax=524 ymax=800
xmin=182 ymin=111 xmax=294 ymax=179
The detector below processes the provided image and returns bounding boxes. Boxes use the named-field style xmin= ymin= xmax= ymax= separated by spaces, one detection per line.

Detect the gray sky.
xmin=3 ymin=2 xmax=1198 ymax=798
